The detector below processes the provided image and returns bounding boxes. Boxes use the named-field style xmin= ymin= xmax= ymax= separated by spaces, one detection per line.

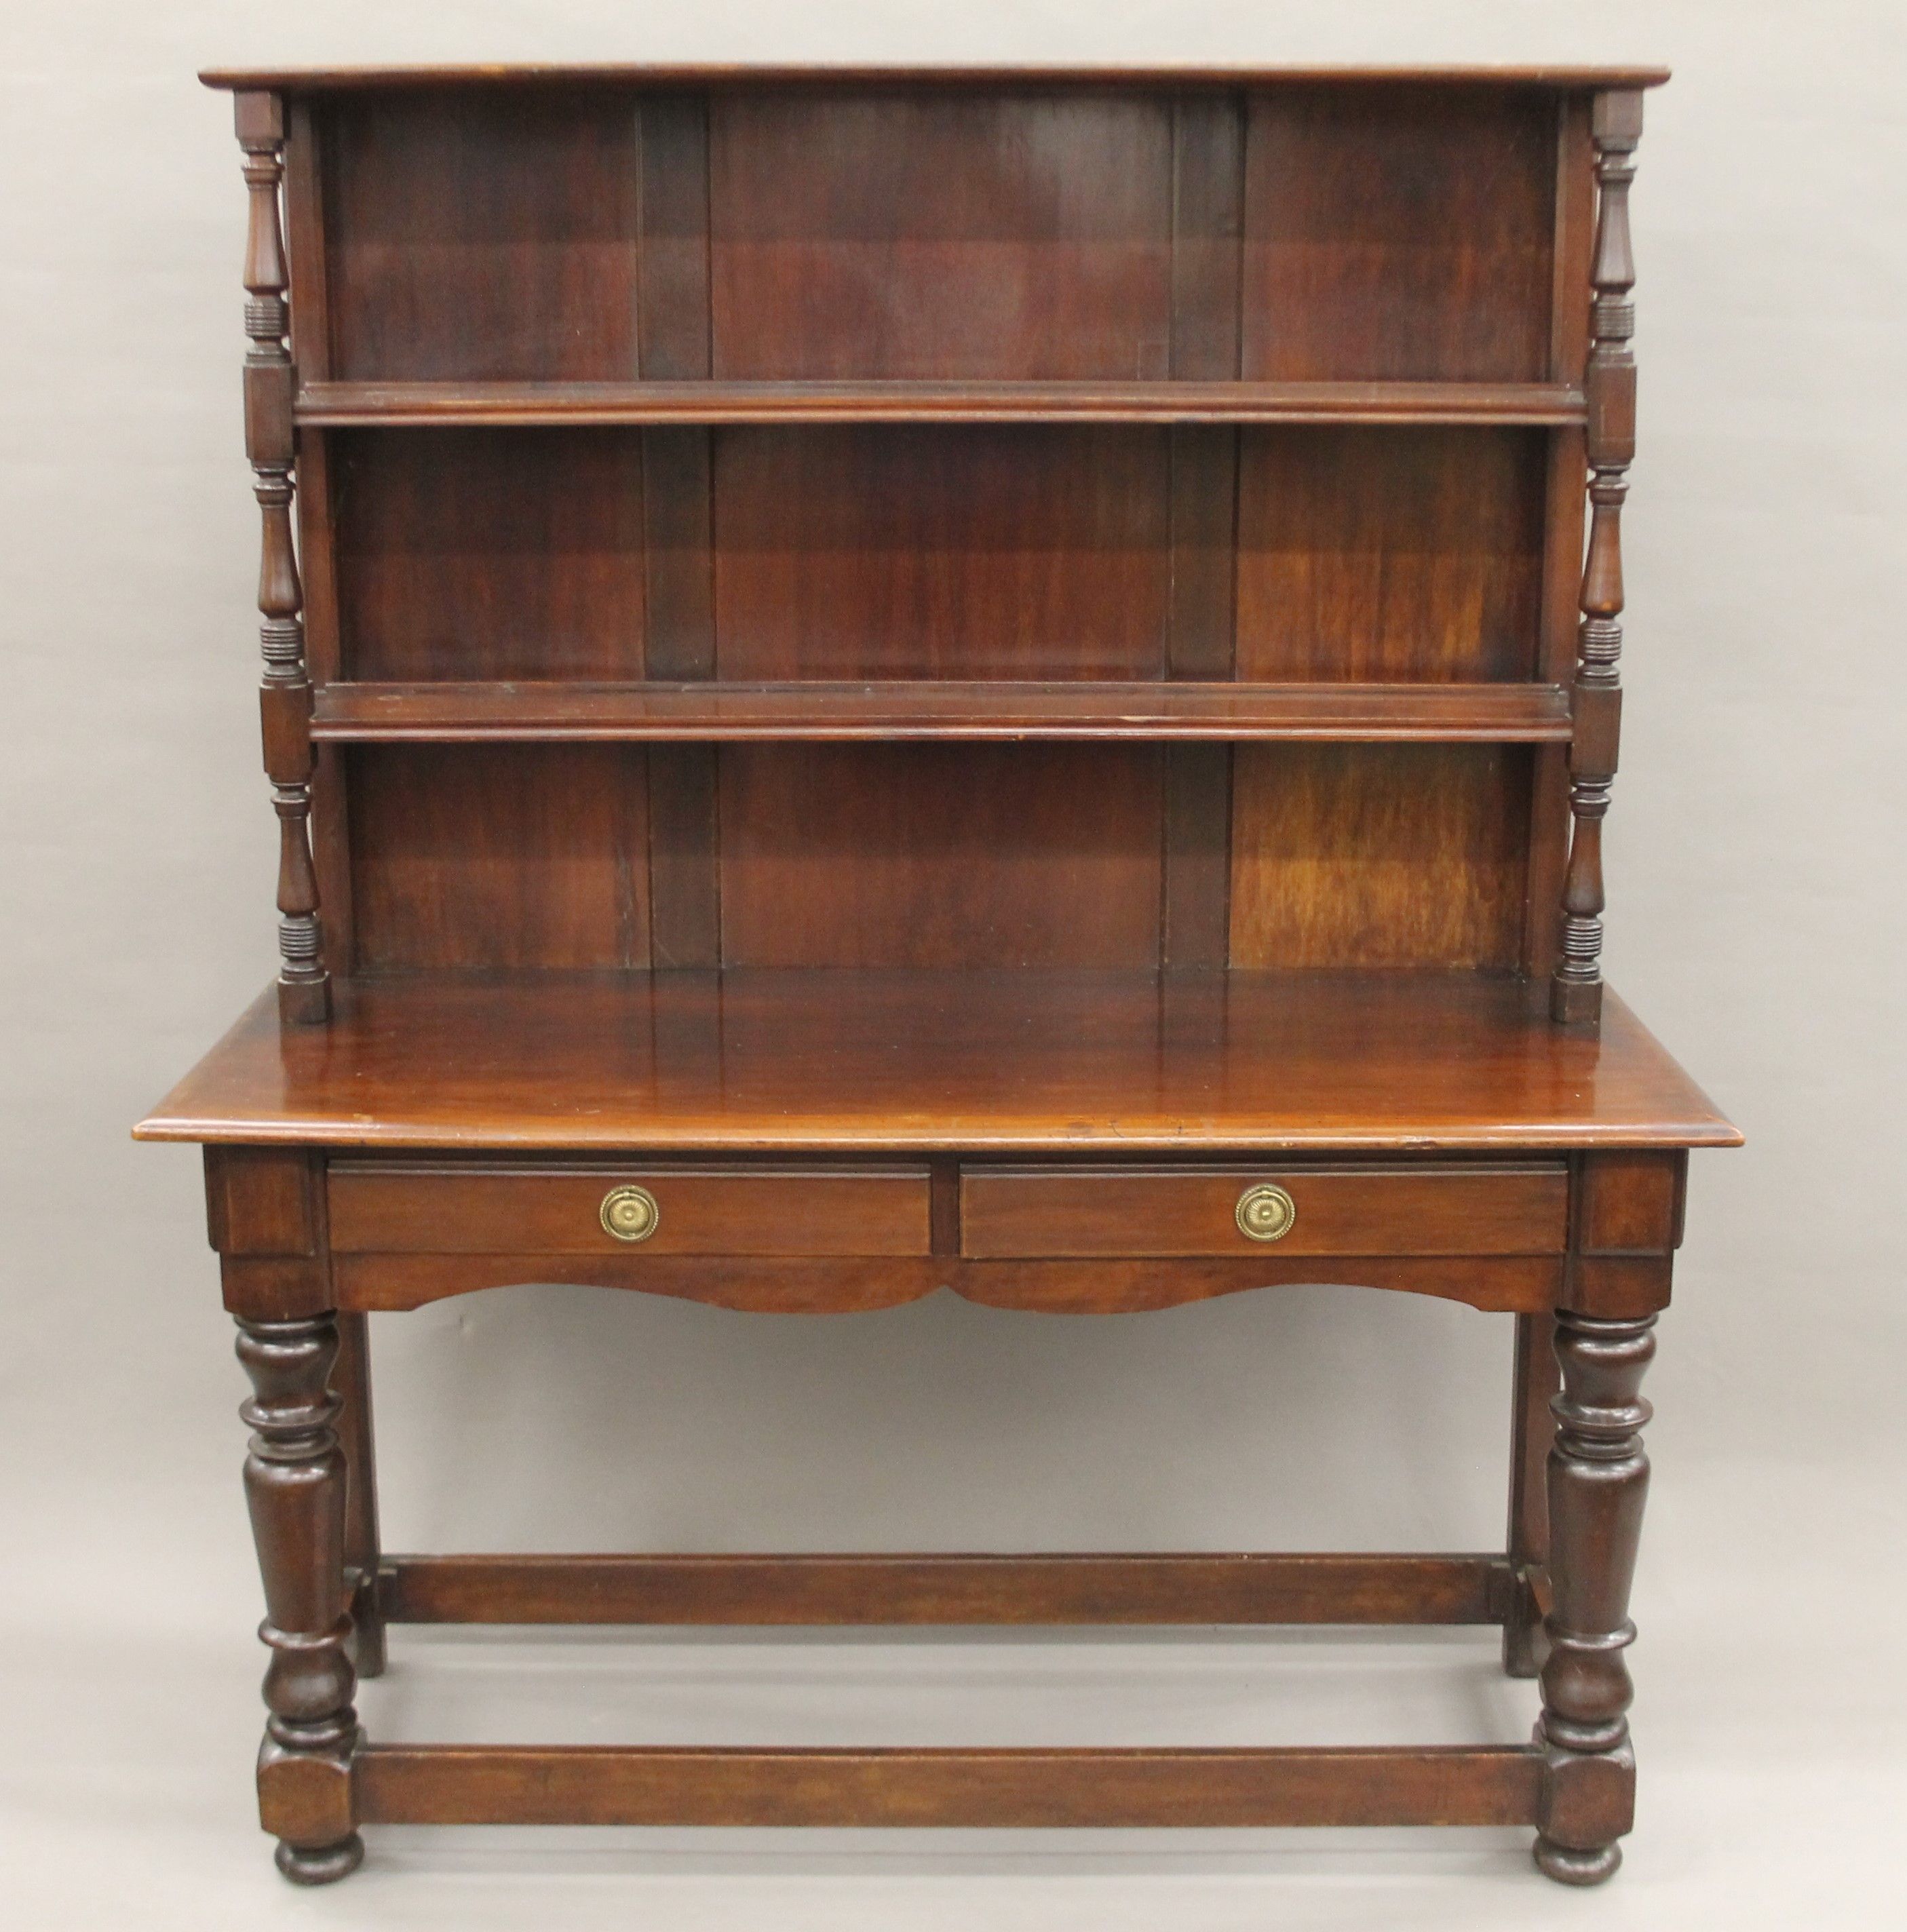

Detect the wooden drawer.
xmin=959 ymin=1164 xmax=1568 ymax=1259
xmin=328 ymin=1163 xmax=933 ymax=1256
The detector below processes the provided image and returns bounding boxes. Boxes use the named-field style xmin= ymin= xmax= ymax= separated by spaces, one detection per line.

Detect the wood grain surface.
xmin=374 ymin=1550 xmax=1514 ymax=1625
xmin=136 ymin=971 xmax=1739 ymax=1151
xmin=329 ymin=1162 xmax=932 ymax=1255
xmin=354 ymin=1741 xmax=1545 ymax=1830
xmin=309 ymin=680 xmax=1574 ymax=742
xmin=205 ymin=64 xmax=1674 ymax=92
xmin=959 ymin=1163 xmax=1568 ymax=1257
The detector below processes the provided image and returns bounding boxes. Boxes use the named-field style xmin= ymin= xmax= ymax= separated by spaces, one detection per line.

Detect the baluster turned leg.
xmin=236 ymin=1315 xmax=362 ymax=1883
xmin=1534 ymin=1313 xmax=1655 ymax=1885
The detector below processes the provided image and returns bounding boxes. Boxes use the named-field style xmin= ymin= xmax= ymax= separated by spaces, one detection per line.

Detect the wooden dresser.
xmin=138 ymin=62 xmax=1738 ymax=1887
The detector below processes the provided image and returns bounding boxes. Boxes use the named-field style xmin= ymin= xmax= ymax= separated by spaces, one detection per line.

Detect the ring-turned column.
xmin=1534 ymin=1311 xmax=1655 ymax=1884
xmin=234 ymin=90 xmax=329 ymax=1023
xmin=236 ymin=1313 xmax=362 ymax=1883
xmin=1553 ymin=89 xmax=1643 ymax=1026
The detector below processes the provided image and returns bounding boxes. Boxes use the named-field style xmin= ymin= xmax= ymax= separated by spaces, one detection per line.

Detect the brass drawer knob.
xmin=1236 ymin=1182 xmax=1296 ymax=1243
xmin=600 ymin=1184 xmax=659 ymax=1243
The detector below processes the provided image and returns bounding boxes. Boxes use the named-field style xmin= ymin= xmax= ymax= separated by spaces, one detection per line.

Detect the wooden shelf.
xmin=310 ymin=680 xmax=1574 ymax=744
xmin=204 ymin=62 xmax=1674 ymax=92
xmin=296 ymin=379 xmax=1586 ymax=430
xmin=136 ymin=969 xmax=1740 ymax=1153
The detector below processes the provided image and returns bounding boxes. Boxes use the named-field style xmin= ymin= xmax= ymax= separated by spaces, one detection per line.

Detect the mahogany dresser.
xmin=138 ymin=62 xmax=1739 ymax=1887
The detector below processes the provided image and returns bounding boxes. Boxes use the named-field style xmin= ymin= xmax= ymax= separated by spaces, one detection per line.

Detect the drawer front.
xmin=960 ymin=1164 xmax=1568 ymax=1259
xmin=328 ymin=1163 xmax=933 ymax=1257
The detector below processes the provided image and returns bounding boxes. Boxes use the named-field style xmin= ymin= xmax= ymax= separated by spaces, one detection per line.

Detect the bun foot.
xmin=275 ymin=1833 xmax=364 ymax=1885
xmin=1533 ymin=1835 xmax=1621 ymax=1886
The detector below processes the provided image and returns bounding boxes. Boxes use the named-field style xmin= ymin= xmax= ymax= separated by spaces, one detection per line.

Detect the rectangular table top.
xmin=136 ymin=970 xmax=1739 ymax=1155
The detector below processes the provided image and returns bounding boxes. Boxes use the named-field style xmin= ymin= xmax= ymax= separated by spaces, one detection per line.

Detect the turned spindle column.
xmin=236 ymin=92 xmax=329 ymax=1024
xmin=237 ymin=1314 xmax=362 ymax=1884
xmin=1553 ymin=90 xmax=1643 ymax=1026
xmin=1534 ymin=1312 xmax=1655 ymax=1885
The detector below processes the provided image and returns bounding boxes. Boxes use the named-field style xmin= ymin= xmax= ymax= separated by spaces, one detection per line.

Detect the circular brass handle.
xmin=1235 ymin=1183 xmax=1296 ymax=1243
xmin=600 ymin=1184 xmax=659 ymax=1243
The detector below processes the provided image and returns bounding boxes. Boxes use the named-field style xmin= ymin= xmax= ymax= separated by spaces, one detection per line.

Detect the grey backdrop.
xmin=4 ymin=3 xmax=1902 ymax=1927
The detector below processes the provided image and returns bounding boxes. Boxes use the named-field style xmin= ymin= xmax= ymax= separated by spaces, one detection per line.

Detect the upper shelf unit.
xmin=296 ymin=380 xmax=1587 ymax=429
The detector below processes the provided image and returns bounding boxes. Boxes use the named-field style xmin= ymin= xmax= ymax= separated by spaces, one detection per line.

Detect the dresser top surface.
xmin=201 ymin=62 xmax=1670 ymax=94
xmin=136 ymin=972 xmax=1737 ymax=1154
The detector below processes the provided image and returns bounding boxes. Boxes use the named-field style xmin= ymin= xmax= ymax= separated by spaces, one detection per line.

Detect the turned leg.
xmin=1533 ymin=1313 xmax=1654 ymax=1885
xmin=237 ymin=1314 xmax=363 ymax=1884
xmin=1503 ymin=1311 xmax=1558 ymax=1677
xmin=334 ymin=1313 xmax=386 ymax=1678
